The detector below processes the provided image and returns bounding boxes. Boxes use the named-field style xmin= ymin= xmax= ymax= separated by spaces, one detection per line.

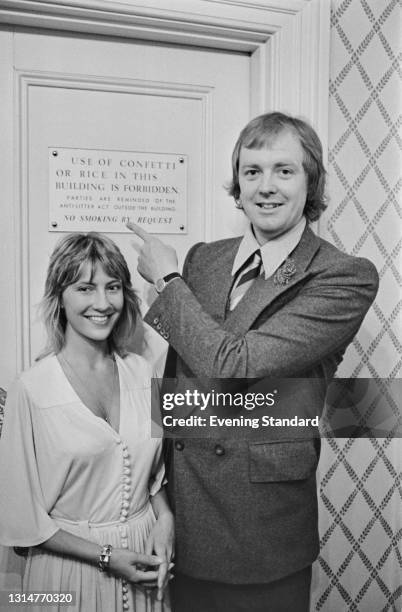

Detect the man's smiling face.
xmin=238 ymin=129 xmax=308 ymax=244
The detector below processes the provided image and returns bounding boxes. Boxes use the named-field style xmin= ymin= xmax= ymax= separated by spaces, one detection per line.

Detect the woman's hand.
xmin=109 ymin=548 xmax=162 ymax=586
xmin=145 ymin=511 xmax=175 ymax=600
xmin=39 ymin=530 xmax=165 ymax=588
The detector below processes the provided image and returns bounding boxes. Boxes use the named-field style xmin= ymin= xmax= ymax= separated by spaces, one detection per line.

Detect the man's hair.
xmin=228 ymin=111 xmax=327 ymax=222
xmin=38 ymin=232 xmax=139 ymax=359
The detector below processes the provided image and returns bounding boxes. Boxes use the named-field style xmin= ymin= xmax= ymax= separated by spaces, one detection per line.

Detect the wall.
xmin=312 ymin=1 xmax=402 ymax=610
xmin=0 ymin=1 xmax=399 ymax=609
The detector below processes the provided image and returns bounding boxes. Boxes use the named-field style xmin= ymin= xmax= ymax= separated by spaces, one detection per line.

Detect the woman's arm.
xmin=147 ymin=488 xmax=175 ymax=600
xmin=150 ymin=487 xmax=173 ymax=522
xmin=39 ymin=529 xmax=162 ymax=585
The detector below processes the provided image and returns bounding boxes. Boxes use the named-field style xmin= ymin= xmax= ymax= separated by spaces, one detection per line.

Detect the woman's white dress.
xmin=0 ymin=353 xmax=169 ymax=612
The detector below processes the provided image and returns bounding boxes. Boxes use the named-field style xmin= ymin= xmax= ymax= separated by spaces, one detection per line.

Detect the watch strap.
xmin=154 ymin=272 xmax=181 ymax=294
xmin=163 ymin=272 xmax=182 ymax=283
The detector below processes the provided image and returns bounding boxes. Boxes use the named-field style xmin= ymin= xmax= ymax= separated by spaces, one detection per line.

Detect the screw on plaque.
xmin=179 ymin=157 xmax=184 ymax=163
xmin=179 ymin=225 xmax=185 ymax=231
xmin=52 ymin=151 xmax=58 ymax=157
xmin=51 ymin=221 xmax=58 ymax=228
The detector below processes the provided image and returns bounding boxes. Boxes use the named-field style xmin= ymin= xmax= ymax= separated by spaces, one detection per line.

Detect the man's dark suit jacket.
xmin=144 ymin=225 xmax=378 ymax=585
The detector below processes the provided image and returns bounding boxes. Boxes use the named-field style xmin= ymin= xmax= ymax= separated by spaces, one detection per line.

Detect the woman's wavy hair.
xmin=38 ymin=232 xmax=139 ymax=359
xmin=228 ymin=111 xmax=327 ymax=222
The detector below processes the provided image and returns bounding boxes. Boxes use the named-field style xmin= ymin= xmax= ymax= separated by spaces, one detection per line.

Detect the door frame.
xmin=0 ymin=0 xmax=330 ymax=380
xmin=0 ymin=0 xmax=330 ymax=123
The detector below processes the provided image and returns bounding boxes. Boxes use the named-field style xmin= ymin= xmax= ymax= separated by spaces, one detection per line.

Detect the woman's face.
xmin=61 ymin=261 xmax=124 ymax=345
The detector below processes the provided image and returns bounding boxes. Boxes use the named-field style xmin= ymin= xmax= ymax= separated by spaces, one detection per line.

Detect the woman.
xmin=0 ymin=233 xmax=173 ymax=611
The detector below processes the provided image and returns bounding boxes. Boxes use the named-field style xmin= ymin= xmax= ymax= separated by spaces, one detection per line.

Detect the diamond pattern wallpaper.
xmin=0 ymin=1 xmax=400 ymax=609
xmin=311 ymin=1 xmax=402 ymax=610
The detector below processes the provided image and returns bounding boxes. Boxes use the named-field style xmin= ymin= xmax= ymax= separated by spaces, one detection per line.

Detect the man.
xmin=128 ymin=112 xmax=378 ymax=611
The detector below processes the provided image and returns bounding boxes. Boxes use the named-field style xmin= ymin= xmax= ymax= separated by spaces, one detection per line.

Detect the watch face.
xmin=155 ymin=279 xmax=165 ymax=293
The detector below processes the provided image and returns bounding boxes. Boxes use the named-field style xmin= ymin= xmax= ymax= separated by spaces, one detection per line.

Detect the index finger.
xmin=126 ymin=221 xmax=152 ymax=242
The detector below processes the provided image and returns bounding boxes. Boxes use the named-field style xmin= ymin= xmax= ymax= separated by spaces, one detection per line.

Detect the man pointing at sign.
xmin=127 ymin=112 xmax=378 ymax=612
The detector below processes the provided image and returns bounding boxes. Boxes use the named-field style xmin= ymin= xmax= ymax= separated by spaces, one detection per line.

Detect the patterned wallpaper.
xmin=0 ymin=1 xmax=400 ymax=609
xmin=312 ymin=1 xmax=402 ymax=611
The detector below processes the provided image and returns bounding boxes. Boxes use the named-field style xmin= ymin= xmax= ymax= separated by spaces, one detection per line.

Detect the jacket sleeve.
xmin=144 ymin=244 xmax=379 ymax=379
xmin=0 ymin=380 xmax=60 ymax=547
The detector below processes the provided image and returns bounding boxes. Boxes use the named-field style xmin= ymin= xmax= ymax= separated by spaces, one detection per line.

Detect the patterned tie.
xmin=229 ymin=250 xmax=262 ymax=310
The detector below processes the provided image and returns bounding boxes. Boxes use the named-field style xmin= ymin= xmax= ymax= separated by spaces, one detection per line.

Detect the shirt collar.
xmin=231 ymin=216 xmax=306 ymax=279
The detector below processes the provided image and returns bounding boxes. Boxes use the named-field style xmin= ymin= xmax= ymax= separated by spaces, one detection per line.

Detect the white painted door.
xmin=2 ymin=28 xmax=250 ymax=382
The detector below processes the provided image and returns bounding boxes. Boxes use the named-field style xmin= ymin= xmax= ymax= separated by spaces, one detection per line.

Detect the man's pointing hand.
xmin=126 ymin=222 xmax=179 ymax=284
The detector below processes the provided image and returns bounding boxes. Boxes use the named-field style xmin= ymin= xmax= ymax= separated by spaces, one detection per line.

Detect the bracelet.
xmin=98 ymin=544 xmax=113 ymax=572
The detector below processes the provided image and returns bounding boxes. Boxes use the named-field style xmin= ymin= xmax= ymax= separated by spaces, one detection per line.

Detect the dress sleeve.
xmin=148 ymin=374 xmax=166 ymax=497
xmin=0 ymin=380 xmax=60 ymax=547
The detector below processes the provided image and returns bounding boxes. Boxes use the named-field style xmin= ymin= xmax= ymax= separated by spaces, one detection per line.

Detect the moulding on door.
xmin=0 ymin=1 xmax=308 ymax=52
xmin=0 ymin=30 xmax=17 ymax=386
xmin=16 ymin=69 xmax=214 ymax=368
xmin=0 ymin=0 xmax=330 ymax=125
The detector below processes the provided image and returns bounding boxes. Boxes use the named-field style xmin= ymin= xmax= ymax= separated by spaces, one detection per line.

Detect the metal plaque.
xmin=48 ymin=147 xmax=188 ymax=233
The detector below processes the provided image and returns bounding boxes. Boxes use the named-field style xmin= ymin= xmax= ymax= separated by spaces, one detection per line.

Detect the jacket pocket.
xmin=249 ymin=439 xmax=318 ymax=482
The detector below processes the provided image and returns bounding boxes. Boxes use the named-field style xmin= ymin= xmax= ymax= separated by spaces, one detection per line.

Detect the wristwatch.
xmin=154 ymin=272 xmax=182 ymax=294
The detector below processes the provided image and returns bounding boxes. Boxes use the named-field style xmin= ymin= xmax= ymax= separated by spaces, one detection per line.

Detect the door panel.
xmin=13 ymin=30 xmax=250 ymax=369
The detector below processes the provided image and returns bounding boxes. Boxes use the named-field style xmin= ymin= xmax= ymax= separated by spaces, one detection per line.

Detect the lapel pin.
xmin=274 ymin=257 xmax=297 ymax=286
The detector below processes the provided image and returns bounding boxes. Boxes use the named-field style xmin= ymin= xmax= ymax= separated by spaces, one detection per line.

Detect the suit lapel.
xmin=197 ymin=238 xmax=241 ymax=322
xmin=223 ymin=226 xmax=321 ymax=334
